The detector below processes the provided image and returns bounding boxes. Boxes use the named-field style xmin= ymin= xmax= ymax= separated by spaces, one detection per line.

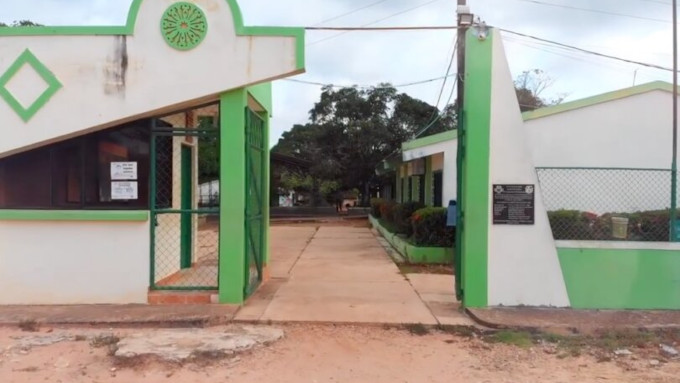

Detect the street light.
xmin=457 ymin=5 xmax=474 ymax=26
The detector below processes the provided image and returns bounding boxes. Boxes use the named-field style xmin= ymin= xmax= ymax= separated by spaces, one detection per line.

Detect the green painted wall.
xmin=460 ymin=28 xmax=493 ymax=308
xmin=248 ymin=83 xmax=273 ymax=117
xmin=558 ymin=247 xmax=680 ymax=310
xmin=219 ymin=89 xmax=247 ymax=304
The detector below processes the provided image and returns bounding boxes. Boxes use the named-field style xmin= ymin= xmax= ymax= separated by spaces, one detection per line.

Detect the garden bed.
xmin=370 ymin=215 xmax=453 ymax=264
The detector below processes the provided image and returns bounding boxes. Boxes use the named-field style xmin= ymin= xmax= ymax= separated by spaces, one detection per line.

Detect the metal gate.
xmin=150 ymin=106 xmax=220 ymax=290
xmin=244 ymin=108 xmax=266 ymax=296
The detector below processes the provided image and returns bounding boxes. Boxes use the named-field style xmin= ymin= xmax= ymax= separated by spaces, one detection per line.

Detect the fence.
xmin=150 ymin=104 xmax=220 ymax=290
xmin=535 ymin=167 xmax=677 ymax=242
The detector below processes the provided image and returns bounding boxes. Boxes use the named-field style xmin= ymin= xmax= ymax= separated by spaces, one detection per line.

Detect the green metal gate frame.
xmin=455 ymin=112 xmax=465 ymax=301
xmin=244 ymin=107 xmax=266 ymax=297
xmin=149 ymin=119 xmax=220 ymax=291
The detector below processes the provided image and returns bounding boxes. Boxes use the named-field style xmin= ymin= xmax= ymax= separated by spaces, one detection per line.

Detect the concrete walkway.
xmin=236 ymin=225 xmax=468 ymax=325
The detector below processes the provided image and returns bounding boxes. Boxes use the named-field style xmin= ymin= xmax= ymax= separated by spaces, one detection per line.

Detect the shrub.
xmin=411 ymin=207 xmax=455 ymax=247
xmin=628 ymin=210 xmax=670 ymax=242
xmin=380 ymin=200 xmax=397 ymax=221
xmin=391 ymin=201 xmax=426 ymax=236
xmin=548 ymin=209 xmax=672 ymax=242
xmin=370 ymin=198 xmax=385 ymax=218
xmin=547 ymin=210 xmax=594 ymax=240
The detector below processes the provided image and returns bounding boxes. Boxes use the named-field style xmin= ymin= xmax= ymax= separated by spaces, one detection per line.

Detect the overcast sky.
xmin=4 ymin=0 xmax=676 ymax=146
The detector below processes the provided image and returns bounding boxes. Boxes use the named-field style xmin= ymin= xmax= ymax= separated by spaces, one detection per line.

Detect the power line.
xmin=308 ymin=0 xmax=444 ymax=45
xmin=282 ymin=73 xmax=458 ymax=89
xmin=514 ymin=0 xmax=671 ymax=24
xmin=311 ymin=0 xmax=392 ymax=27
xmin=413 ymin=77 xmax=458 ymax=139
xmin=637 ymin=0 xmax=672 ymax=5
xmin=303 ymin=24 xmax=673 ymax=72
xmin=500 ymin=29 xmax=675 ymax=72
xmin=305 ymin=26 xmax=457 ymax=31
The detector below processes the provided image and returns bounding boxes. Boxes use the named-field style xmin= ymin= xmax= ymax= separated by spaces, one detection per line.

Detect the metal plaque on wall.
xmin=492 ymin=184 xmax=535 ymax=225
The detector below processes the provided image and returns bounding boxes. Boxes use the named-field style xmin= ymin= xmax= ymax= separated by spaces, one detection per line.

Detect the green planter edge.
xmin=369 ymin=215 xmax=453 ymax=264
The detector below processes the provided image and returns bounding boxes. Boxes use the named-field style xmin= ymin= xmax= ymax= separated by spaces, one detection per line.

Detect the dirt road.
xmin=2 ymin=324 xmax=679 ymax=383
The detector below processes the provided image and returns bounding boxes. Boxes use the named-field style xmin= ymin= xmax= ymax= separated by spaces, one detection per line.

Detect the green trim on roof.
xmin=0 ymin=210 xmax=149 ymax=222
xmin=0 ymin=0 xmax=305 ymax=70
xmin=523 ymin=81 xmax=675 ymax=121
xmin=402 ymin=129 xmax=457 ymax=151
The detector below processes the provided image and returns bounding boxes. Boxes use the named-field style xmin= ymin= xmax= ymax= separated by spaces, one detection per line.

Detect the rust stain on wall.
xmin=103 ymin=36 xmax=129 ymax=96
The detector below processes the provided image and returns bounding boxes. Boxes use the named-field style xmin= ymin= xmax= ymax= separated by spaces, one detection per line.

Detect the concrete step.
xmin=148 ymin=290 xmax=218 ymax=305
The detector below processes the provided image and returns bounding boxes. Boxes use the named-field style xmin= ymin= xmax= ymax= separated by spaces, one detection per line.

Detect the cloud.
xmin=3 ymin=0 xmax=676 ymax=145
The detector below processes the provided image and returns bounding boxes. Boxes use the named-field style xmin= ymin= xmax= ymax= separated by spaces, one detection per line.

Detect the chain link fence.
xmin=535 ymin=167 xmax=676 ymax=242
xmin=151 ymin=105 xmax=220 ymax=289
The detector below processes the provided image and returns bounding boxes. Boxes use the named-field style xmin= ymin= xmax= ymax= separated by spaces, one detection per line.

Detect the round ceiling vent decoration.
xmin=161 ymin=2 xmax=208 ymax=51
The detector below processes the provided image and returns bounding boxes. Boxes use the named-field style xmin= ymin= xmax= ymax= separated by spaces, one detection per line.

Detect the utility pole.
xmin=457 ymin=0 xmax=468 ymax=113
xmin=455 ymin=0 xmax=472 ymax=301
xmin=672 ymin=0 xmax=678 ymax=241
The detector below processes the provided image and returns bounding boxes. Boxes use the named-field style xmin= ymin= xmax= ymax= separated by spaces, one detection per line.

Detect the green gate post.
xmin=219 ymin=89 xmax=247 ymax=304
xmin=260 ymin=110 xmax=271 ymax=272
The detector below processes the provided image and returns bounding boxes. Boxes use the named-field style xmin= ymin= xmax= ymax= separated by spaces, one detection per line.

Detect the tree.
xmin=514 ymin=69 xmax=565 ymax=112
xmin=0 ymin=20 xmax=43 ymax=27
xmin=273 ymin=84 xmax=457 ymax=206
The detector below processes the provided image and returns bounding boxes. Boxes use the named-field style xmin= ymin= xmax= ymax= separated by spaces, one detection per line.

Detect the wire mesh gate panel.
xmin=245 ymin=108 xmax=265 ymax=297
xmin=150 ymin=105 xmax=220 ymax=290
xmin=536 ymin=167 xmax=675 ymax=242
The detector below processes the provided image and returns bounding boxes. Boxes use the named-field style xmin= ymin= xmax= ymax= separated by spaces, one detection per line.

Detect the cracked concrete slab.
xmin=114 ymin=325 xmax=283 ymax=363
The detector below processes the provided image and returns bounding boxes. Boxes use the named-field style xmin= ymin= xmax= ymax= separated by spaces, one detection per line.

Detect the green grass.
xmin=486 ymin=331 xmax=534 ymax=348
xmin=404 ymin=323 xmax=430 ymax=336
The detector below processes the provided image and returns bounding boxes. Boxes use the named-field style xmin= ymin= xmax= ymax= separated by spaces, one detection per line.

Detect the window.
xmin=0 ymin=149 xmax=51 ymax=208
xmin=0 ymin=119 xmax=155 ymax=210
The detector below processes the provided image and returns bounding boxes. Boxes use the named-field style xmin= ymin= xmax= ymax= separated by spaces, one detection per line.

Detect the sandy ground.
xmin=2 ymin=324 xmax=679 ymax=383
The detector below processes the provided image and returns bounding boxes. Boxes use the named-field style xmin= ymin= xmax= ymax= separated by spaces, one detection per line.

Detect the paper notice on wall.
xmin=111 ymin=181 xmax=138 ymax=200
xmin=111 ymin=162 xmax=138 ymax=180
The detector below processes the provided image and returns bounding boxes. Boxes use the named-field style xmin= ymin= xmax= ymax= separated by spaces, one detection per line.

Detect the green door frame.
xmin=180 ymin=144 xmax=193 ymax=269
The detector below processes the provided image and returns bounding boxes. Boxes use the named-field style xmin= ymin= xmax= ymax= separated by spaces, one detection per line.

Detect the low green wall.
xmin=558 ymin=246 xmax=680 ymax=310
xmin=370 ymin=215 xmax=453 ymax=264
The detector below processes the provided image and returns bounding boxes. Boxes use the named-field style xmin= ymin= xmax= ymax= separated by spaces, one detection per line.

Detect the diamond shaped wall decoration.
xmin=0 ymin=49 xmax=62 ymax=122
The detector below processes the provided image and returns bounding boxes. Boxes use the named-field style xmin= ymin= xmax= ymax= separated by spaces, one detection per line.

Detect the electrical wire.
xmin=413 ymin=77 xmax=458 ymax=139
xmin=513 ymin=0 xmax=671 ymax=24
xmin=637 ymin=0 xmax=672 ymax=5
xmin=308 ymin=0 xmax=444 ymax=46
xmin=282 ymin=73 xmax=457 ymax=89
xmin=311 ymin=0 xmax=392 ymax=27
xmin=305 ymin=26 xmax=457 ymax=31
xmin=499 ymin=29 xmax=675 ymax=72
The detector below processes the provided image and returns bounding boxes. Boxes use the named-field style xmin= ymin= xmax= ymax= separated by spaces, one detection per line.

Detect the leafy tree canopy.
xmin=0 ymin=20 xmax=43 ymax=27
xmin=273 ymin=84 xmax=457 ymax=205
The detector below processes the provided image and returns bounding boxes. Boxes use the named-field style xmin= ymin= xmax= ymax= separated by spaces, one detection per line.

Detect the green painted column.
xmin=411 ymin=176 xmax=420 ymax=203
xmin=219 ymin=88 xmax=247 ymax=304
xmin=460 ymin=28 xmax=493 ymax=308
xmin=424 ymin=157 xmax=433 ymax=206
xmin=402 ymin=173 xmax=410 ymax=202
xmin=395 ymin=170 xmax=402 ymax=203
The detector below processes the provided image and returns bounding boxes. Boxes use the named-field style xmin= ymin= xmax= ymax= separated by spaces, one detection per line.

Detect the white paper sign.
xmin=111 ymin=162 xmax=138 ymax=180
xmin=111 ymin=181 xmax=138 ymax=200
